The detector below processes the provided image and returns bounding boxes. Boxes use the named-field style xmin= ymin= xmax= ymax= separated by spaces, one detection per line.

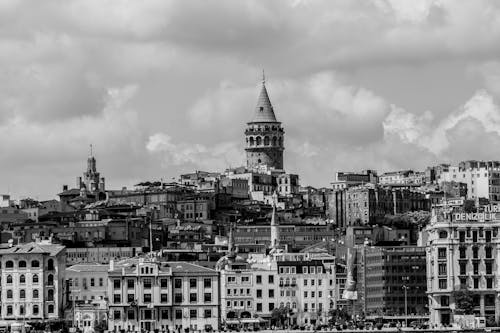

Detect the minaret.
xmin=270 ymin=192 xmax=280 ymax=249
xmin=245 ymin=73 xmax=285 ymax=170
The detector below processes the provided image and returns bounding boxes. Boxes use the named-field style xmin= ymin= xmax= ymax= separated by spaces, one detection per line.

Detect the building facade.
xmin=0 ymin=241 xmax=66 ymax=321
xmin=426 ymin=208 xmax=500 ymax=326
xmin=108 ymin=258 xmax=219 ymax=333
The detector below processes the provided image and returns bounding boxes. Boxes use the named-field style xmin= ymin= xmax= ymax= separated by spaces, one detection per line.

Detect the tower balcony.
xmin=245 ymin=129 xmax=284 ymax=135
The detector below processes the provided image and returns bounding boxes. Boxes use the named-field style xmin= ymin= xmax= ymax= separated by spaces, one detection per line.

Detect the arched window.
xmin=20 ymin=289 xmax=25 ymax=299
xmin=264 ymin=136 xmax=270 ymax=146
xmin=292 ymin=277 xmax=296 ymax=285
xmin=33 ymin=274 xmax=39 ymax=284
xmin=256 ymin=136 xmax=262 ymax=146
xmin=285 ymin=277 xmax=290 ymax=286
xmin=6 ymin=275 xmax=12 ymax=284
xmin=6 ymin=306 xmax=13 ymax=316
xmin=278 ymin=137 xmax=282 ymax=147
xmin=272 ymin=136 xmax=277 ymax=146
xmin=31 ymin=260 xmax=40 ymax=268
xmin=19 ymin=260 xmax=27 ymax=268
xmin=47 ymin=259 xmax=54 ymax=270
xmin=19 ymin=274 xmax=25 ymax=284
xmin=249 ymin=137 xmax=254 ymax=146
xmin=7 ymin=290 xmax=13 ymax=299
xmin=279 ymin=277 xmax=284 ymax=286
xmin=5 ymin=260 xmax=13 ymax=269
xmin=47 ymin=274 xmax=54 ymax=286
xmin=19 ymin=305 xmax=24 ymax=316
xmin=33 ymin=289 xmax=39 ymax=299
xmin=47 ymin=289 xmax=54 ymax=301
xmin=48 ymin=304 xmax=54 ymax=314
xmin=33 ymin=305 xmax=39 ymax=315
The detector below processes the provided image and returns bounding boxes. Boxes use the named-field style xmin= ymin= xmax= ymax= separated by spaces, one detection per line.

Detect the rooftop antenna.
xmin=262 ymin=69 xmax=266 ymax=85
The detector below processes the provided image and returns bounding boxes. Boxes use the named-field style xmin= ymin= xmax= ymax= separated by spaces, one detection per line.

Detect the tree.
xmin=328 ymin=308 xmax=350 ymax=326
xmin=453 ymin=287 xmax=474 ymax=315
xmin=271 ymin=306 xmax=289 ymax=328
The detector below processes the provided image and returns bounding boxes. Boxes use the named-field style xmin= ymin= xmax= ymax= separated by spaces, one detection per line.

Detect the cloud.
xmin=146 ymin=133 xmax=245 ymax=171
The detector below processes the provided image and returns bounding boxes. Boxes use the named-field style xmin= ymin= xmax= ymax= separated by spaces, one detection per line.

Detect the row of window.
xmin=5 ymin=304 xmax=52 ymax=316
xmin=5 ymin=273 xmax=49 ymax=285
xmin=112 ymin=292 xmax=213 ymax=304
xmin=438 ymin=277 xmax=495 ymax=289
xmin=113 ymin=278 xmax=212 ymax=290
xmin=4 ymin=288 xmax=52 ymax=300
xmin=278 ymin=266 xmax=324 ymax=274
xmin=70 ymin=277 xmax=104 ymax=288
xmin=3 ymin=259 xmax=52 ymax=269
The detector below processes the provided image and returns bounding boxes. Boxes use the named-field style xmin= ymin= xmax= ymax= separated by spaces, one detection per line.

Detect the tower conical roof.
xmin=251 ymin=83 xmax=278 ymax=123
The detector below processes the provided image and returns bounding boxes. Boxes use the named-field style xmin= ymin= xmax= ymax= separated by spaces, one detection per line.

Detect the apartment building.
xmin=426 ymin=207 xmax=500 ymax=325
xmin=0 ymin=241 xmax=66 ymax=321
xmin=108 ymin=258 xmax=219 ymax=333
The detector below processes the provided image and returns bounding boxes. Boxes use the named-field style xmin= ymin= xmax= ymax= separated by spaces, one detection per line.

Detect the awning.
xmin=240 ymin=319 xmax=260 ymax=324
xmin=226 ymin=320 xmax=240 ymax=325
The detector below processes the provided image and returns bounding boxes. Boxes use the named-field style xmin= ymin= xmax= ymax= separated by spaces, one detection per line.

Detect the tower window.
xmin=258 ymin=159 xmax=262 ymax=163
xmin=260 ymin=107 xmax=264 ymax=111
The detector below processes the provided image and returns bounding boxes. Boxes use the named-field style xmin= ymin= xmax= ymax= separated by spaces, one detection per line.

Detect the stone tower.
xmin=245 ymin=76 xmax=284 ymax=170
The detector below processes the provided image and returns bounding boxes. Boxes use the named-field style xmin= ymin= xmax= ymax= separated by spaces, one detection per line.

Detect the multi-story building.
xmin=331 ymin=170 xmax=378 ymax=191
xmin=379 ymin=170 xmax=426 ymax=186
xmin=67 ymin=264 xmax=109 ymax=302
xmin=0 ymin=241 xmax=66 ymax=321
xmin=66 ymin=246 xmax=144 ymax=265
xmin=276 ymin=174 xmax=300 ymax=197
xmin=436 ymin=160 xmax=500 ymax=202
xmin=426 ymin=207 xmax=500 ymax=325
xmin=360 ymin=246 xmax=427 ymax=318
xmin=108 ymin=258 xmax=219 ymax=333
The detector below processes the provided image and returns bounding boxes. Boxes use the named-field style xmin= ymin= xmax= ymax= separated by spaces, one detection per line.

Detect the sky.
xmin=3 ymin=0 xmax=500 ymax=199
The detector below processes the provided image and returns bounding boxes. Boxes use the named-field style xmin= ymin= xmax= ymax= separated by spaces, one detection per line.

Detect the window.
xmin=486 ymin=247 xmax=493 ymax=258
xmin=5 ymin=260 xmax=13 ymax=269
xmin=143 ymin=294 xmax=152 ymax=303
xmin=113 ymin=280 xmax=121 ymax=289
xmin=48 ymin=305 xmax=54 ymax=314
xmin=175 ymin=310 xmax=182 ymax=319
xmin=99 ymin=278 xmax=104 ymax=287
xmin=439 ymin=279 xmax=447 ymax=289
xmin=204 ymin=278 xmax=211 ymax=288
xmin=161 ymin=293 xmax=168 ymax=303
xmin=190 ymin=309 xmax=197 ymax=319
xmin=304 ymin=279 xmax=308 ymax=286
xmin=33 ymin=305 xmax=39 ymax=316
xmin=204 ymin=309 xmax=212 ymax=318
xmin=6 ymin=275 xmax=12 ymax=284
xmin=459 ymin=247 xmax=467 ymax=259
xmin=438 ymin=248 xmax=446 ymax=259
xmin=144 ymin=310 xmax=152 ymax=320
xmin=33 ymin=289 xmax=39 ymax=299
xmin=257 ymin=289 xmax=262 ymax=298
xmin=127 ymin=309 xmax=135 ymax=320
xmin=174 ymin=279 xmax=182 ymax=288
xmin=113 ymin=294 xmax=121 ymax=303
xmin=90 ymin=278 xmax=95 ymax=287
xmin=31 ymin=260 xmax=40 ymax=268
xmin=269 ymin=303 xmax=275 ymax=311
xmin=473 ymin=262 xmax=479 ymax=275
xmin=47 ymin=274 xmax=54 ymax=286
xmin=190 ymin=293 xmax=197 ymax=303
xmin=267 ymin=275 xmax=274 ymax=284
xmin=161 ymin=309 xmax=169 ymax=320
xmin=486 ymin=262 xmax=493 ymax=275
xmin=127 ymin=294 xmax=135 ymax=303
xmin=127 ymin=279 xmax=134 ymax=289
xmin=304 ymin=291 xmax=308 ymax=298
xmin=20 ymin=289 xmax=25 ymax=299
xmin=7 ymin=306 xmax=12 ymax=316
xmin=144 ymin=278 xmax=152 ymax=289
xmin=487 ymin=278 xmax=493 ymax=289
xmin=47 ymin=259 xmax=54 ymax=271
xmin=460 ymin=262 xmax=467 ymax=275
xmin=439 ymin=231 xmax=448 ymax=239
xmin=269 ymin=289 xmax=274 ymax=298
xmin=438 ymin=263 xmax=447 ymax=276
xmin=19 ymin=260 xmax=27 ymax=268
xmin=257 ymin=303 xmax=262 ymax=312
xmin=473 ymin=278 xmax=479 ymax=289
xmin=473 ymin=230 xmax=478 ymax=243
xmin=174 ymin=293 xmax=182 ymax=303
xmin=486 ymin=230 xmax=492 ymax=242
xmin=459 ymin=231 xmax=466 ymax=242
xmin=256 ymin=275 xmax=262 ymax=284
xmin=204 ymin=293 xmax=211 ymax=302
xmin=190 ymin=278 xmax=197 ymax=289
xmin=472 ymin=247 xmax=479 ymax=259
xmin=7 ymin=290 xmax=13 ymax=299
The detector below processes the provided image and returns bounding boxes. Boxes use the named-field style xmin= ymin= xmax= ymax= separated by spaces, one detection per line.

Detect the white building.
xmin=0 ymin=241 xmax=66 ymax=321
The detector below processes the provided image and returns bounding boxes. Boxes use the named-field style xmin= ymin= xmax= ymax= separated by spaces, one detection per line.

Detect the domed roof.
xmin=250 ymin=83 xmax=278 ymax=123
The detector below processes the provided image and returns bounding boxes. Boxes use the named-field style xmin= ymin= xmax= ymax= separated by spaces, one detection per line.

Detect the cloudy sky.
xmin=2 ymin=0 xmax=500 ymax=199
